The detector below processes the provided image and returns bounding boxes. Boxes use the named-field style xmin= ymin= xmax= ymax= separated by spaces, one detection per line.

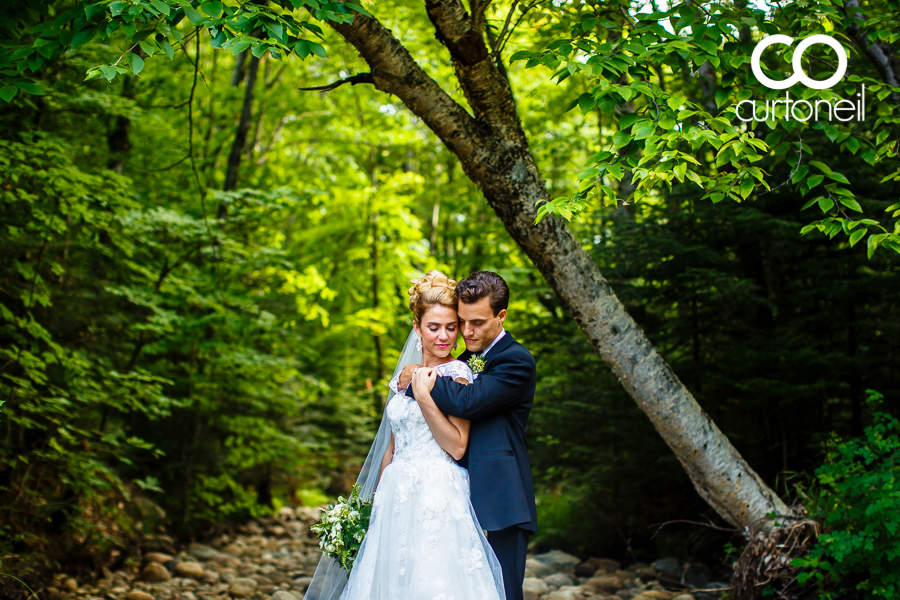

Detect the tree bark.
xmin=223 ymin=54 xmax=261 ymax=199
xmin=329 ymin=2 xmax=791 ymax=533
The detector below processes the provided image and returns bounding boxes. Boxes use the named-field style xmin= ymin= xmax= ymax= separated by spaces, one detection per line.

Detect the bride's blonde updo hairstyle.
xmin=408 ymin=270 xmax=458 ymax=323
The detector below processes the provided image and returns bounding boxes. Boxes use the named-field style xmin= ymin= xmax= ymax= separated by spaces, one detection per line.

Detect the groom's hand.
xmin=397 ymin=363 xmax=421 ymax=391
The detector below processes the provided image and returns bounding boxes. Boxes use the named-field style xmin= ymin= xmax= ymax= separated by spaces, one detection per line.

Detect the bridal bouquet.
xmin=310 ymin=484 xmax=372 ymax=571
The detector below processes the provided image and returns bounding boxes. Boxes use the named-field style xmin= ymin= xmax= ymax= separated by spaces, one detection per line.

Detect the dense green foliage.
xmin=1 ymin=0 xmax=898 ymax=587
xmin=512 ymin=0 xmax=900 ymax=257
xmin=791 ymin=390 xmax=900 ymax=599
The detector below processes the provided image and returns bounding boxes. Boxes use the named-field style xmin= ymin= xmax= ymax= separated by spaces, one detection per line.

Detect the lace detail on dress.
xmin=339 ymin=360 xmax=504 ymax=600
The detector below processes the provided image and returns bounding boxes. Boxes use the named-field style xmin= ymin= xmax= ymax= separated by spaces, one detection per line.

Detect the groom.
xmin=398 ymin=270 xmax=537 ymax=600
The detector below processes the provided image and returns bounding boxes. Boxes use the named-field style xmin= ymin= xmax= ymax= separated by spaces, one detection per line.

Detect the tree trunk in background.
xmin=222 ymin=54 xmax=261 ymax=203
xmin=329 ymin=1 xmax=792 ymax=533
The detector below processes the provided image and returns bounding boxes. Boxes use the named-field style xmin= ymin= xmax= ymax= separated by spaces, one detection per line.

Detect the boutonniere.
xmin=467 ymin=354 xmax=486 ymax=374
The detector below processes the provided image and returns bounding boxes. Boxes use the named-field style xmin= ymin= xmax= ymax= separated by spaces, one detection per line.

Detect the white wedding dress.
xmin=339 ymin=359 xmax=506 ymax=600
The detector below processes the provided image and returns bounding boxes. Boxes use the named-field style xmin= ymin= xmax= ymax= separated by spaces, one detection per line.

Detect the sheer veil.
xmin=303 ymin=328 xmax=421 ymax=600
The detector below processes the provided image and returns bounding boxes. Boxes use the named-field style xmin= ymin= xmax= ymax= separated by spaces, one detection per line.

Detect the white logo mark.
xmin=751 ymin=34 xmax=848 ymax=90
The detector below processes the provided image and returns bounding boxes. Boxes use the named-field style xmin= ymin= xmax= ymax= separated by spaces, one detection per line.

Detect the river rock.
xmin=140 ymin=562 xmax=171 ymax=582
xmin=144 ymin=552 xmax=175 ymax=564
xmin=271 ymin=592 xmax=300 ymax=600
xmin=533 ymin=550 xmax=580 ymax=574
xmin=546 ymin=591 xmax=581 ymax=600
xmin=545 ymin=573 xmax=577 ymax=589
xmin=523 ymin=577 xmax=549 ymax=600
xmin=672 ymin=595 xmax=695 ymax=600
xmin=636 ymin=591 xmax=673 ymax=600
xmin=62 ymin=578 xmax=78 ymax=592
xmin=124 ymin=592 xmax=154 ymax=600
xmin=589 ymin=558 xmax=621 ymax=574
xmin=292 ymin=576 xmax=312 ymax=592
xmin=201 ymin=570 xmax=220 ymax=585
xmin=45 ymin=587 xmax=61 ymax=600
xmin=229 ymin=578 xmax=259 ymax=598
xmin=175 ymin=561 xmax=205 ymax=579
xmin=650 ymin=558 xmax=680 ymax=576
xmin=584 ymin=576 xmax=622 ymax=595
xmin=526 ymin=558 xmax=555 ymax=578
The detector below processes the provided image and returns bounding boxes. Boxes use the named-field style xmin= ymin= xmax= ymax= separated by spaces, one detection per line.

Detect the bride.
xmin=304 ymin=270 xmax=506 ymax=600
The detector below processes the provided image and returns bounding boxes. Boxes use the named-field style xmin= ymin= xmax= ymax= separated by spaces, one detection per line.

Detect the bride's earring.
xmin=453 ymin=341 xmax=458 ymax=350
xmin=416 ymin=335 xmax=423 ymax=352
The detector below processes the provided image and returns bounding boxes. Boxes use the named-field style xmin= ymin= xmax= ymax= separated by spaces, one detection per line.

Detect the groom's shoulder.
xmin=501 ymin=336 xmax=536 ymax=369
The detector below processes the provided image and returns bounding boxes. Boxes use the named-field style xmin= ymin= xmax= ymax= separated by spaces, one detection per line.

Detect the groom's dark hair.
xmin=456 ymin=271 xmax=509 ymax=316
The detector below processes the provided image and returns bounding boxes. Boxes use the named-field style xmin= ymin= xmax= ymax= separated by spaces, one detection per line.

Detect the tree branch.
xmin=328 ymin=11 xmax=484 ymax=159
xmin=298 ymin=72 xmax=375 ymax=92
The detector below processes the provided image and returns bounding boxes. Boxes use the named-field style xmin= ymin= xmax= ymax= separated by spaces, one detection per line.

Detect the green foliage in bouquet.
xmin=310 ymin=484 xmax=373 ymax=571
xmin=792 ymin=390 xmax=900 ymax=599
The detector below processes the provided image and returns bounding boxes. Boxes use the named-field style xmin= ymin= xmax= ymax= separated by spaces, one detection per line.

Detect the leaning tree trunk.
xmin=328 ymin=1 xmax=792 ymax=534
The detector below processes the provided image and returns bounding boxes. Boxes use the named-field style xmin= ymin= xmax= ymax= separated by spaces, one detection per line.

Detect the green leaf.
xmin=231 ymin=40 xmax=251 ymax=55
xmin=849 ymin=228 xmax=866 ymax=247
xmin=127 ymin=52 xmax=144 ymax=75
xmin=0 ymin=86 xmax=18 ymax=103
xmin=16 ymin=81 xmax=44 ymax=95
xmin=612 ymin=130 xmax=631 ymax=149
xmin=740 ymin=177 xmax=754 ymax=199
xmin=309 ymin=42 xmax=327 ymax=58
xmin=71 ymin=28 xmax=96 ymax=50
xmin=149 ymin=0 xmax=170 ymax=15
xmin=182 ymin=4 xmax=205 ymax=26
xmin=666 ymin=95 xmax=685 ymax=110
xmin=714 ymin=87 xmax=730 ymax=108
xmin=696 ymin=39 xmax=718 ymax=55
xmin=619 ymin=113 xmax=640 ymax=129
xmin=818 ymin=197 xmax=834 ymax=212
xmin=161 ymin=41 xmax=174 ymax=60
xmin=806 ymin=174 xmax=825 ymax=190
xmin=839 ymin=197 xmax=862 ymax=212
xmin=200 ymin=1 xmax=223 ymax=17
xmin=809 ymin=160 xmax=833 ymax=176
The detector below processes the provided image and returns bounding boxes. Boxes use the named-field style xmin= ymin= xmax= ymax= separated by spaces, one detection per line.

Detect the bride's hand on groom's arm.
xmin=411 ymin=367 xmax=437 ymax=402
xmin=396 ymin=363 xmax=421 ymax=391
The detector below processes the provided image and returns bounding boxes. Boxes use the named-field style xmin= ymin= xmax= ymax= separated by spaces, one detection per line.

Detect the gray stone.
xmin=140 ymin=563 xmax=171 ymax=583
xmin=583 ymin=576 xmax=621 ymax=595
xmin=523 ymin=577 xmax=549 ymax=600
xmin=229 ymin=578 xmax=259 ymax=598
xmin=270 ymin=593 xmax=299 ymax=600
xmin=672 ymin=595 xmax=695 ymax=600
xmin=533 ymin=550 xmax=580 ymax=574
xmin=545 ymin=573 xmax=577 ymax=589
xmin=144 ymin=553 xmax=174 ymax=565
xmin=291 ymin=577 xmax=312 ymax=593
xmin=175 ymin=562 xmax=205 ymax=580
xmin=201 ymin=571 xmax=219 ymax=585
xmin=546 ymin=591 xmax=580 ymax=600
xmin=650 ymin=558 xmax=680 ymax=576
xmin=526 ymin=558 xmax=555 ymax=578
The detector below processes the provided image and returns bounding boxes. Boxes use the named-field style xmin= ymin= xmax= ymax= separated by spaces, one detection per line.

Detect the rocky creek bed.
xmin=31 ymin=507 xmax=729 ymax=600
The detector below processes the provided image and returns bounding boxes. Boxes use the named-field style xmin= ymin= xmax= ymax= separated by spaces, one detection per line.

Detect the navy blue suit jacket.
xmin=406 ymin=332 xmax=538 ymax=533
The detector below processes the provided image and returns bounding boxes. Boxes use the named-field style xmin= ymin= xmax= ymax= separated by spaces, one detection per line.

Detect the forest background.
xmin=1 ymin=0 xmax=899 ymax=594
